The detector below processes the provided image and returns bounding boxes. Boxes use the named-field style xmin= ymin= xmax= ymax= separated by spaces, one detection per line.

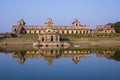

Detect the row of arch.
xmin=13 ymin=28 xmax=115 ymax=34
xmin=25 ymin=30 xmax=90 ymax=34
xmin=40 ymin=36 xmax=59 ymax=42
xmin=40 ymin=44 xmax=64 ymax=47
xmin=94 ymin=30 xmax=115 ymax=34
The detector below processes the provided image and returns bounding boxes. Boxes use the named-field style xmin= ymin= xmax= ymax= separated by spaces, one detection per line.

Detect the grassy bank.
xmin=0 ymin=33 xmax=120 ymax=45
xmin=0 ymin=45 xmax=120 ymax=53
xmin=62 ymin=33 xmax=120 ymax=46
xmin=62 ymin=33 xmax=120 ymax=39
xmin=18 ymin=34 xmax=38 ymax=38
xmin=0 ymin=38 xmax=37 ymax=45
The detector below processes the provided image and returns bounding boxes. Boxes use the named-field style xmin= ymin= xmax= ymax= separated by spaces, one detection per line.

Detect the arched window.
xmin=51 ymin=50 xmax=53 ymax=55
xmin=86 ymin=31 xmax=88 ymax=34
xmin=34 ymin=31 xmax=36 ymax=34
xmin=80 ymin=31 xmax=81 ymax=34
xmin=42 ymin=37 xmax=44 ymax=41
xmin=67 ymin=31 xmax=69 ymax=34
xmin=76 ymin=24 xmax=77 ymax=26
xmin=72 ymin=31 xmax=73 ymax=34
xmin=56 ymin=44 xmax=59 ymax=47
xmin=83 ymin=31 xmax=85 ymax=34
xmin=46 ymin=45 xmax=48 ymax=47
xmin=29 ymin=31 xmax=31 ymax=34
xmin=62 ymin=31 xmax=64 ymax=34
xmin=51 ymin=36 xmax=53 ymax=41
xmin=21 ymin=27 xmax=26 ymax=34
xmin=39 ymin=31 xmax=41 ymax=34
xmin=76 ymin=31 xmax=78 ymax=34
xmin=14 ymin=29 xmax=16 ymax=32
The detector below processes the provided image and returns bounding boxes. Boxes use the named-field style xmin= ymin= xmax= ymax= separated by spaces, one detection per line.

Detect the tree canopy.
xmin=111 ymin=22 xmax=120 ymax=33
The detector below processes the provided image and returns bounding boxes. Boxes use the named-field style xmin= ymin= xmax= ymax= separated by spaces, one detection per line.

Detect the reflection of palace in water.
xmin=13 ymin=49 xmax=90 ymax=64
xmin=12 ymin=48 xmax=119 ymax=65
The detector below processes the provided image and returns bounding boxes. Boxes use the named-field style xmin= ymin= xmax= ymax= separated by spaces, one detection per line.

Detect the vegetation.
xmin=111 ymin=22 xmax=120 ymax=33
xmin=2 ymin=32 xmax=119 ymax=40
xmin=109 ymin=51 xmax=120 ymax=61
xmin=62 ymin=33 xmax=120 ymax=38
xmin=64 ymin=47 xmax=120 ymax=52
xmin=18 ymin=34 xmax=38 ymax=38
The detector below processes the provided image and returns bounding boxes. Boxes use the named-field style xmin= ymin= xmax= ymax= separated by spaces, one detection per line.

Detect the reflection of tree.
xmin=97 ymin=50 xmax=120 ymax=61
xmin=110 ymin=51 xmax=120 ymax=61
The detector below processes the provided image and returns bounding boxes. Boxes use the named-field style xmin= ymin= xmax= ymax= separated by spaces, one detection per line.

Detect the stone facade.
xmin=32 ymin=19 xmax=70 ymax=47
xmin=38 ymin=29 xmax=60 ymax=42
xmin=33 ymin=28 xmax=70 ymax=48
xmin=93 ymin=25 xmax=115 ymax=34
xmin=12 ymin=18 xmax=116 ymax=34
xmin=12 ymin=18 xmax=91 ymax=34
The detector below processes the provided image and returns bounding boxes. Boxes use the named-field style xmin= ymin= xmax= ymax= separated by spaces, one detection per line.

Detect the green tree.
xmin=111 ymin=22 xmax=120 ymax=33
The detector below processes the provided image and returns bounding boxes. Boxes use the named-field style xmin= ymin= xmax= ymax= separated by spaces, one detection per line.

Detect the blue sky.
xmin=0 ymin=0 xmax=120 ymax=32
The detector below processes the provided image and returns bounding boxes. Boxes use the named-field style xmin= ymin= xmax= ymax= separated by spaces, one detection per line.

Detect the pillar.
xmin=58 ymin=35 xmax=60 ymax=41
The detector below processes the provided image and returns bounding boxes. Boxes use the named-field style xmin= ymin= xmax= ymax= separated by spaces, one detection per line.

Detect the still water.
xmin=0 ymin=45 xmax=120 ymax=80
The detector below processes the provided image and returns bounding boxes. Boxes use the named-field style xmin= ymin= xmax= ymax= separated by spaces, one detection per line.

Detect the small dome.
xmin=72 ymin=19 xmax=80 ymax=24
xmin=45 ymin=17 xmax=52 ymax=23
xmin=18 ymin=18 xmax=24 ymax=22
xmin=17 ymin=18 xmax=25 ymax=26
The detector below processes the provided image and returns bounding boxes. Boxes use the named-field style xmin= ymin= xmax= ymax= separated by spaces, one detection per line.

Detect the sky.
xmin=0 ymin=0 xmax=120 ymax=32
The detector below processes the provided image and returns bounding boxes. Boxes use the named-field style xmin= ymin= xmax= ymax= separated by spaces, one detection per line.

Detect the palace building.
xmin=93 ymin=25 xmax=115 ymax=34
xmin=12 ymin=18 xmax=91 ymax=34
xmin=12 ymin=18 xmax=115 ymax=34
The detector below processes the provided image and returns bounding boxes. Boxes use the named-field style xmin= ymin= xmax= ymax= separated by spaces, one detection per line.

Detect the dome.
xmin=72 ymin=18 xmax=80 ymax=24
xmin=46 ymin=17 xmax=52 ymax=23
xmin=17 ymin=18 xmax=25 ymax=26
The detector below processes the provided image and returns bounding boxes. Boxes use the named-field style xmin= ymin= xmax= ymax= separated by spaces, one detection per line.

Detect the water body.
xmin=0 ymin=45 xmax=120 ymax=80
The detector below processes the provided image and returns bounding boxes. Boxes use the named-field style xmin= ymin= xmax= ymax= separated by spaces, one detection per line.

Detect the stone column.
xmin=58 ymin=35 xmax=60 ymax=41
xmin=53 ymin=35 xmax=55 ymax=42
xmin=43 ymin=35 xmax=45 ymax=41
xmin=45 ymin=36 xmax=47 ymax=42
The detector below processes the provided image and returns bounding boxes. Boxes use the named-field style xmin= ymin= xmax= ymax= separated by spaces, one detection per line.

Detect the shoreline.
xmin=0 ymin=37 xmax=120 ymax=46
xmin=0 ymin=44 xmax=120 ymax=53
